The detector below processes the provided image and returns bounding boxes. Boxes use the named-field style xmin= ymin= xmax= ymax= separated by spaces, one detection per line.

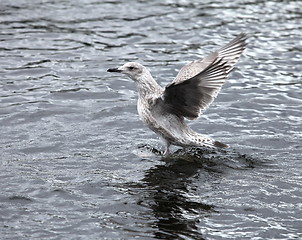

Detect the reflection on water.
xmin=1 ymin=0 xmax=302 ymax=239
xmin=143 ymin=160 xmax=211 ymax=239
xmin=135 ymin=148 xmax=264 ymax=239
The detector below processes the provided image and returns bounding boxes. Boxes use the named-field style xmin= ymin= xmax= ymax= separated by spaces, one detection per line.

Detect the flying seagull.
xmin=107 ymin=33 xmax=247 ymax=155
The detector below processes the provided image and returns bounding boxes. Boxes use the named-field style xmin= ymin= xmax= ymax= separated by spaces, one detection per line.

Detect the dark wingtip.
xmin=214 ymin=141 xmax=229 ymax=148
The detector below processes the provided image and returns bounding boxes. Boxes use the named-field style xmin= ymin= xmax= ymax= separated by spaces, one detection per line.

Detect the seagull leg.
xmin=163 ymin=142 xmax=171 ymax=156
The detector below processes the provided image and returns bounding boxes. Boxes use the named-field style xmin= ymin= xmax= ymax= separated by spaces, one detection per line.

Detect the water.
xmin=0 ymin=0 xmax=301 ymax=239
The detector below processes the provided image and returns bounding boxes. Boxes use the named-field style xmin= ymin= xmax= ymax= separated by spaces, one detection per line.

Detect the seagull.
xmin=107 ymin=33 xmax=247 ymax=155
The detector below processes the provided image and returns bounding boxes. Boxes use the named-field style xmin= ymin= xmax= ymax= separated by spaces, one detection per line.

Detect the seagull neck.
xmin=136 ymin=72 xmax=162 ymax=99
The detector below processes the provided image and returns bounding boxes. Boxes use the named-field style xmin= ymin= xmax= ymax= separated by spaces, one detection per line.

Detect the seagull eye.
xmin=128 ymin=66 xmax=135 ymax=70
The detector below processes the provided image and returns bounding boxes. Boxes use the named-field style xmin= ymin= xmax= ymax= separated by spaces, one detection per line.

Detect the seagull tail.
xmin=189 ymin=133 xmax=229 ymax=149
xmin=213 ymin=140 xmax=229 ymax=148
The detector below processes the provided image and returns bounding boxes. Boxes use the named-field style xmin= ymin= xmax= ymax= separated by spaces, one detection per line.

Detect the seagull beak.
xmin=107 ymin=68 xmax=122 ymax=73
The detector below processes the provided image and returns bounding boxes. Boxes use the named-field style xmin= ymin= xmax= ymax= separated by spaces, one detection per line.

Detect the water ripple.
xmin=1 ymin=0 xmax=302 ymax=239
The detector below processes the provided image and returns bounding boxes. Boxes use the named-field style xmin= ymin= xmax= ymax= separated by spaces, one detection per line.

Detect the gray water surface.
xmin=1 ymin=0 xmax=302 ymax=239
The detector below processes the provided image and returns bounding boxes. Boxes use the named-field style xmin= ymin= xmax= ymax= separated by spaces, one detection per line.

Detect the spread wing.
xmin=173 ymin=33 xmax=248 ymax=84
xmin=161 ymin=33 xmax=248 ymax=120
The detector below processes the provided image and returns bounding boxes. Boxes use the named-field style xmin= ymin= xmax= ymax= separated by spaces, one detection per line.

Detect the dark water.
xmin=1 ymin=0 xmax=301 ymax=239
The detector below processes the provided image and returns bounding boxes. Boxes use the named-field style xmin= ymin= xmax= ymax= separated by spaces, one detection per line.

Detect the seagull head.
xmin=107 ymin=62 xmax=148 ymax=81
